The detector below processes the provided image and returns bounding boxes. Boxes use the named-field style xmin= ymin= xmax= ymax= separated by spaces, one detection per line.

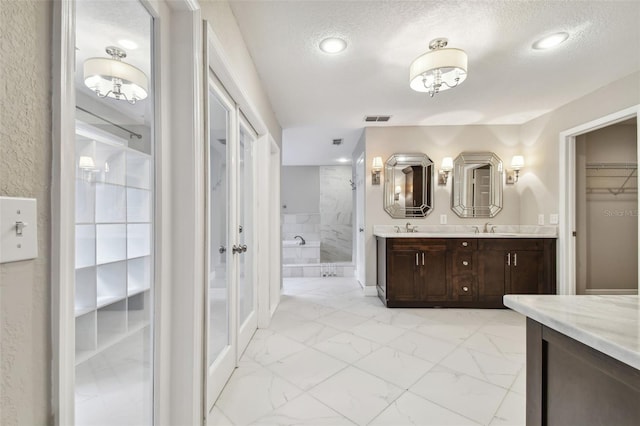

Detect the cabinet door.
xmin=478 ymin=249 xmax=507 ymax=304
xmin=507 ymin=250 xmax=544 ymax=294
xmin=388 ymin=249 xmax=422 ymax=302
xmin=421 ymin=245 xmax=449 ymax=302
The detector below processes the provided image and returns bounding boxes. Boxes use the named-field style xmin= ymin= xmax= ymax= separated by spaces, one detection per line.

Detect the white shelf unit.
xmin=74 ymin=121 xmax=152 ymax=366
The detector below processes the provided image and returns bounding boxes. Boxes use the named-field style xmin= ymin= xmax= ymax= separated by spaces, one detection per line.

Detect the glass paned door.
xmin=237 ymin=120 xmax=257 ymax=353
xmin=206 ymin=75 xmax=237 ymax=410
xmin=74 ymin=0 xmax=154 ymax=424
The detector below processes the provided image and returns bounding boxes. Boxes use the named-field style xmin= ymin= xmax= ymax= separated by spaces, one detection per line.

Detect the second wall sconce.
xmin=506 ymin=155 xmax=525 ymax=184
xmin=372 ymin=156 xmax=383 ymax=185
xmin=438 ymin=157 xmax=454 ymax=185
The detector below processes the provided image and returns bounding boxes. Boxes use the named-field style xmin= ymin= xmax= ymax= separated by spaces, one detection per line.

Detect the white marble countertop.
xmin=504 ymin=295 xmax=640 ymax=370
xmin=373 ymin=225 xmax=557 ymax=239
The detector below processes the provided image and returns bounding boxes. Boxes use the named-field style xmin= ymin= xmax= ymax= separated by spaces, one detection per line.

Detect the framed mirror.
xmin=384 ymin=153 xmax=434 ymax=218
xmin=451 ymin=152 xmax=503 ymax=217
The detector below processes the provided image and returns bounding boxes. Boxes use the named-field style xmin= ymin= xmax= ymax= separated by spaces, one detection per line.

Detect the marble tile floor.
xmin=210 ymin=277 xmax=526 ymax=426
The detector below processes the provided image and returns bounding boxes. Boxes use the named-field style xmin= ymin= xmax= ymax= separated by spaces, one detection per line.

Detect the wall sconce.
xmin=372 ymin=156 xmax=383 ymax=185
xmin=394 ymin=185 xmax=402 ymax=201
xmin=438 ymin=157 xmax=454 ymax=185
xmin=506 ymin=155 xmax=525 ymax=184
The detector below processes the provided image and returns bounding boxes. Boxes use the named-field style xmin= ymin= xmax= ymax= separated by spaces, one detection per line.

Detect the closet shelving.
xmin=585 ymin=162 xmax=637 ymax=195
xmin=74 ymin=120 xmax=152 ymax=365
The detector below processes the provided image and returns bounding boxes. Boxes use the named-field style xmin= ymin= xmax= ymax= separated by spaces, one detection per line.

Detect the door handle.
xmin=219 ymin=245 xmax=226 ymax=254
xmin=359 ymin=227 xmax=364 ymax=232
xmin=242 ymin=244 xmax=248 ymax=253
xmin=514 ymin=253 xmax=517 ymax=267
xmin=507 ymin=252 xmax=511 ymax=266
xmin=422 ymin=252 xmax=425 ymax=266
xmin=416 ymin=252 xmax=419 ymax=266
xmin=232 ymin=245 xmax=243 ymax=254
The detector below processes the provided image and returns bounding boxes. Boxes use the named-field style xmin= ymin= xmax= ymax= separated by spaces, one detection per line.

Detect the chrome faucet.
xmin=472 ymin=225 xmax=480 ymax=234
xmin=294 ymin=235 xmax=306 ymax=245
xmin=483 ymin=222 xmax=493 ymax=233
xmin=405 ymin=222 xmax=417 ymax=233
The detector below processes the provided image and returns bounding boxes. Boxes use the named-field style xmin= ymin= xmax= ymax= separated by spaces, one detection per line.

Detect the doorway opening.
xmin=559 ymin=105 xmax=640 ymax=295
xmin=575 ymin=118 xmax=638 ymax=294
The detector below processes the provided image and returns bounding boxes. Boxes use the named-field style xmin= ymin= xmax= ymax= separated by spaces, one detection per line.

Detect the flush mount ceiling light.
xmin=410 ymin=38 xmax=468 ymax=97
xmin=319 ymin=37 xmax=347 ymax=54
xmin=532 ymin=32 xmax=569 ymax=50
xmin=84 ymin=46 xmax=148 ymax=105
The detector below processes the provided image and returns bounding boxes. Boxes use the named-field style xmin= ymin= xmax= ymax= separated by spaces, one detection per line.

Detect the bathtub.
xmin=282 ymin=239 xmax=321 ymax=248
xmin=282 ymin=239 xmax=321 ymax=265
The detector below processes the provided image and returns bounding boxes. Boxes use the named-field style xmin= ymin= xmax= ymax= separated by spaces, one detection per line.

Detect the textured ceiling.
xmin=229 ymin=0 xmax=640 ymax=165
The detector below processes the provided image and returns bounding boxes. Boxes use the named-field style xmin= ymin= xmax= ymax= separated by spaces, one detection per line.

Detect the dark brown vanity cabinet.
xmin=478 ymin=239 xmax=556 ymax=301
xmin=381 ymin=238 xmax=448 ymax=306
xmin=377 ymin=237 xmax=556 ymax=308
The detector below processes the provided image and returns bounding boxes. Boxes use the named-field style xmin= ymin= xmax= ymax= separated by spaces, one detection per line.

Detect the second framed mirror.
xmin=451 ymin=152 xmax=503 ymax=218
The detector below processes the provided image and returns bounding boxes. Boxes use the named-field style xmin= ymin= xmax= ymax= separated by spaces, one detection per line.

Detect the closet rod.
xmin=75 ymin=106 xmax=142 ymax=139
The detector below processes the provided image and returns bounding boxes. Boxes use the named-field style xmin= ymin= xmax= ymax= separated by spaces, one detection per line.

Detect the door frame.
xmin=558 ymin=104 xmax=640 ymax=295
xmin=51 ymin=0 xmax=203 ymax=424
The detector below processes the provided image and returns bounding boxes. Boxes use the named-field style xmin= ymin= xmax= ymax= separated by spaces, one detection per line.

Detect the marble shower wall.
xmin=319 ymin=166 xmax=353 ymax=262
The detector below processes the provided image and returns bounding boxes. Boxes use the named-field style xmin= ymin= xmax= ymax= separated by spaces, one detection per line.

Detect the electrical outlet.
xmin=550 ymin=214 xmax=559 ymax=225
xmin=440 ymin=214 xmax=447 ymax=225
xmin=538 ymin=214 xmax=545 ymax=225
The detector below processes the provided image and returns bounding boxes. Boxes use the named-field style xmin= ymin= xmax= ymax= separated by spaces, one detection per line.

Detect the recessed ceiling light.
xmin=118 ymin=39 xmax=138 ymax=50
xmin=319 ymin=37 xmax=347 ymax=54
xmin=336 ymin=158 xmax=351 ymax=163
xmin=532 ymin=32 xmax=569 ymax=50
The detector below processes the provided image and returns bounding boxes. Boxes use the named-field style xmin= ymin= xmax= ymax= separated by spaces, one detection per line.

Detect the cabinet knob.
xmin=462 ymin=286 xmax=469 ymax=292
xmin=462 ymin=260 xmax=469 ymax=266
xmin=462 ymin=241 xmax=468 ymax=247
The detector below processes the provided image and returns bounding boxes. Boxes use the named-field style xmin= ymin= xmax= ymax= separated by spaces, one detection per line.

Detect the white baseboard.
xmin=363 ymin=285 xmax=378 ymax=297
xmin=583 ymin=288 xmax=638 ymax=295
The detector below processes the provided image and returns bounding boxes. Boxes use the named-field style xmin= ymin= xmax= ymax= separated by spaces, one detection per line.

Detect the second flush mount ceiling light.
xmin=84 ymin=46 xmax=148 ymax=105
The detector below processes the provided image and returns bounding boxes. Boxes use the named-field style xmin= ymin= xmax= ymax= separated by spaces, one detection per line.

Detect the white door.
xmin=206 ymin=76 xmax=237 ymax=408
xmin=237 ymin=117 xmax=258 ymax=355
xmin=356 ymin=153 xmax=366 ymax=285
xmin=205 ymin=73 xmax=259 ymax=411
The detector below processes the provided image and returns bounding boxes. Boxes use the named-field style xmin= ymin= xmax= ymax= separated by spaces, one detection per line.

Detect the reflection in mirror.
xmin=451 ymin=152 xmax=503 ymax=218
xmin=384 ymin=154 xmax=434 ymax=218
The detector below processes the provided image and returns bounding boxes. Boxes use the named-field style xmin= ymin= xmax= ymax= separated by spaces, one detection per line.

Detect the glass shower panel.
xmin=74 ymin=0 xmax=154 ymax=424
xmin=238 ymin=124 xmax=255 ymax=326
xmin=208 ymin=90 xmax=230 ymax=366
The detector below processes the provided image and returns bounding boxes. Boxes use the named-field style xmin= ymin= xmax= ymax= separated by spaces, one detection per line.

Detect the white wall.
xmin=519 ymin=72 xmax=640 ymax=225
xmin=281 ymin=166 xmax=320 ymax=213
xmin=0 ymin=1 xmax=52 ymax=424
xmin=199 ymin=0 xmax=282 ymax=146
xmin=363 ymin=124 xmax=521 ymax=287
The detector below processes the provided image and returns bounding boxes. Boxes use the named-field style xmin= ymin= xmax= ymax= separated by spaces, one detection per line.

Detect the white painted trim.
xmin=269 ymin=138 xmax=282 ymax=314
xmin=584 ymin=289 xmax=638 ymax=295
xmin=363 ymin=286 xmax=378 ymax=297
xmin=51 ymin=1 xmax=76 ymax=424
xmin=559 ymin=105 xmax=640 ymax=295
xmin=204 ymin=22 xmax=269 ymax=136
xmin=167 ymin=6 xmax=204 ymax=426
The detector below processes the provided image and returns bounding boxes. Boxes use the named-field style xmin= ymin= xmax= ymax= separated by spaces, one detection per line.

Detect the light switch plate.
xmin=440 ymin=214 xmax=447 ymax=225
xmin=538 ymin=214 xmax=545 ymax=225
xmin=0 ymin=197 xmax=38 ymax=263
xmin=550 ymin=213 xmax=559 ymax=225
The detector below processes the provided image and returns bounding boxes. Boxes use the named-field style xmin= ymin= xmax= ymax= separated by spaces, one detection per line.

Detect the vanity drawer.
xmin=448 ymin=239 xmax=477 ymax=251
xmin=452 ymin=251 xmax=476 ymax=274
xmin=452 ymin=276 xmax=475 ymax=300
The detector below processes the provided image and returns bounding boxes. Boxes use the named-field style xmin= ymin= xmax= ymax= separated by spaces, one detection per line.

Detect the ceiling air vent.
xmin=332 ymin=138 xmax=343 ymax=145
xmin=364 ymin=115 xmax=391 ymax=122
